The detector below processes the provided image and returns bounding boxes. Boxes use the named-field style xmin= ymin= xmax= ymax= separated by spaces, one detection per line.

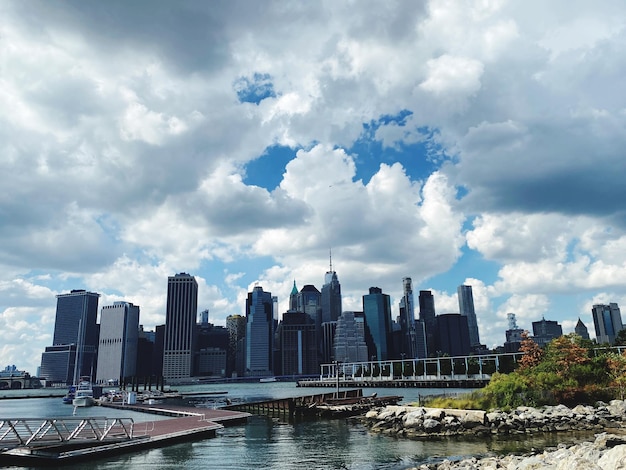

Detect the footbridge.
xmin=297 ymin=352 xmax=524 ymax=388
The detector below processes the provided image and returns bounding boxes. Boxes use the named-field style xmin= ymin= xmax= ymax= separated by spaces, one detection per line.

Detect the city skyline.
xmin=2 ymin=2 xmax=626 ymax=375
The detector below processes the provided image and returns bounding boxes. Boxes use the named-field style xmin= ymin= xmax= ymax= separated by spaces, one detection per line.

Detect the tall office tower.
xmin=414 ymin=319 xmax=427 ymax=358
xmin=277 ymin=311 xmax=318 ymax=376
xmin=362 ymin=287 xmax=394 ymax=361
xmin=532 ymin=317 xmax=563 ymax=347
xmin=297 ymin=285 xmax=322 ymax=324
xmin=418 ymin=290 xmax=437 ymax=356
xmin=398 ymin=277 xmax=419 ymax=358
xmin=435 ymin=313 xmax=471 ymax=356
xmin=333 ymin=311 xmax=368 ymax=363
xmin=320 ymin=321 xmax=337 ymax=364
xmin=245 ymin=285 xmax=274 ymax=376
xmin=321 ymin=255 xmax=342 ymax=324
xmin=96 ymin=301 xmax=140 ymax=384
xmin=457 ymin=285 xmax=481 ymax=347
xmin=289 ymin=281 xmax=299 ymax=311
xmin=504 ymin=313 xmax=524 ymax=353
xmin=200 ymin=309 xmax=209 ymax=325
xmin=163 ymin=273 xmax=198 ymax=381
xmin=40 ymin=289 xmax=100 ymax=385
xmin=226 ymin=314 xmax=246 ymax=377
xmin=575 ymin=318 xmax=590 ymax=340
xmin=592 ymin=303 xmax=624 ymax=345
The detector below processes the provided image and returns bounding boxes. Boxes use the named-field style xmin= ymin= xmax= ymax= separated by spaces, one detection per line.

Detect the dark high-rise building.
xmin=321 ymin=257 xmax=342 ymax=324
xmin=435 ymin=313 xmax=471 ymax=356
xmin=163 ymin=273 xmax=198 ymax=381
xmin=532 ymin=317 xmax=562 ymax=347
xmin=458 ymin=285 xmax=480 ymax=347
xmin=398 ymin=277 xmax=419 ymax=358
xmin=226 ymin=314 xmax=246 ymax=377
xmin=592 ymin=303 xmax=623 ymax=345
xmin=277 ymin=311 xmax=318 ymax=376
xmin=362 ymin=287 xmax=394 ymax=361
xmin=575 ymin=318 xmax=590 ymax=340
xmin=245 ymin=285 xmax=274 ymax=376
xmin=194 ymin=321 xmax=229 ymax=377
xmin=40 ymin=289 xmax=100 ymax=385
xmin=418 ymin=290 xmax=437 ymax=356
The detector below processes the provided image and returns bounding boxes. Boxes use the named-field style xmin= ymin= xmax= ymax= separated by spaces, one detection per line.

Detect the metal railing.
xmin=0 ymin=417 xmax=135 ymax=447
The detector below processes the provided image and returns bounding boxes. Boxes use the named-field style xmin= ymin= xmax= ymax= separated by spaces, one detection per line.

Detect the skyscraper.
xmin=163 ymin=273 xmax=198 ymax=381
xmin=532 ymin=317 xmax=563 ymax=347
xmin=40 ymin=289 xmax=100 ymax=385
xmin=226 ymin=314 xmax=246 ymax=377
xmin=96 ymin=301 xmax=140 ymax=384
xmin=245 ymin=285 xmax=274 ymax=376
xmin=592 ymin=303 xmax=624 ymax=345
xmin=321 ymin=256 xmax=342 ymax=324
xmin=362 ymin=287 xmax=394 ymax=361
xmin=333 ymin=311 xmax=368 ymax=363
xmin=418 ymin=290 xmax=436 ymax=356
xmin=435 ymin=313 xmax=471 ymax=356
xmin=277 ymin=311 xmax=318 ymax=376
xmin=457 ymin=285 xmax=480 ymax=348
xmin=398 ymin=277 xmax=419 ymax=358
xmin=575 ymin=318 xmax=590 ymax=340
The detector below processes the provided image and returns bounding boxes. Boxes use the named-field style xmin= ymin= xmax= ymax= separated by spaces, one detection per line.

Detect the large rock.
xmin=422 ymin=418 xmax=441 ymax=433
xmin=597 ymin=444 xmax=626 ymax=469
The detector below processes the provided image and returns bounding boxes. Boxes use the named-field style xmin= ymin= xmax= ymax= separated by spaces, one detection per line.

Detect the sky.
xmin=2 ymin=0 xmax=626 ymax=375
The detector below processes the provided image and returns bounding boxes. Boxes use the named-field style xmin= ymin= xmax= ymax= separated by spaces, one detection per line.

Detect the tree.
xmin=614 ymin=329 xmax=626 ymax=346
xmin=518 ymin=331 xmax=543 ymax=371
xmin=543 ymin=334 xmax=590 ymax=378
xmin=606 ymin=352 xmax=626 ymax=399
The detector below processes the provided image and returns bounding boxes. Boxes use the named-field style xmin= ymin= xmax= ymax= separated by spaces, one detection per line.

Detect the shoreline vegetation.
xmin=360 ymin=333 xmax=626 ymax=468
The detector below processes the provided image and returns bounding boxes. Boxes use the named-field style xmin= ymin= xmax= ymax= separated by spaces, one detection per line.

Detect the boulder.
xmin=422 ymin=418 xmax=441 ymax=433
xmin=597 ymin=444 xmax=626 ymax=469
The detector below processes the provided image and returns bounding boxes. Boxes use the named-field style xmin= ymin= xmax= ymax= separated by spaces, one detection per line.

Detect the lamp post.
xmin=333 ymin=360 xmax=339 ymax=398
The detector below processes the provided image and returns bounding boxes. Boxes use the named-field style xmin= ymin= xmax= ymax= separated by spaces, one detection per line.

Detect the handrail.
xmin=0 ymin=417 xmax=136 ymax=447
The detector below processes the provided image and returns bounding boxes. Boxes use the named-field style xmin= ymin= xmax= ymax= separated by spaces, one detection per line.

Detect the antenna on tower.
xmin=329 ymin=248 xmax=333 ymax=273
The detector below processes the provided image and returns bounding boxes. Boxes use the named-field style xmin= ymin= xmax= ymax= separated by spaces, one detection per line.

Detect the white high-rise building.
xmin=96 ymin=301 xmax=139 ymax=384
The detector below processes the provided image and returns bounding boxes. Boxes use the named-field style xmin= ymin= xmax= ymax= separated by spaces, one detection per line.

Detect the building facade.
xmin=362 ymin=287 xmax=394 ymax=361
xmin=418 ymin=290 xmax=437 ymax=356
xmin=95 ymin=301 xmax=140 ymax=384
xmin=398 ymin=277 xmax=419 ymax=358
xmin=277 ymin=311 xmax=318 ymax=376
xmin=435 ymin=313 xmax=471 ymax=356
xmin=333 ymin=311 xmax=368 ymax=363
xmin=457 ymin=285 xmax=480 ymax=348
xmin=245 ymin=285 xmax=275 ymax=376
xmin=40 ymin=289 xmax=100 ymax=385
xmin=532 ymin=318 xmax=563 ymax=347
xmin=592 ymin=303 xmax=623 ymax=345
xmin=163 ymin=273 xmax=198 ymax=381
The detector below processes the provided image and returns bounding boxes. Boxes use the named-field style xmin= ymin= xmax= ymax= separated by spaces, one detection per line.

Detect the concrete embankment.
xmin=360 ymin=400 xmax=626 ymax=438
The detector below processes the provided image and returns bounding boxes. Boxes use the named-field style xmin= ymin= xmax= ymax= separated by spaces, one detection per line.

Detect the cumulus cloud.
xmin=2 ymin=1 xmax=626 ymax=373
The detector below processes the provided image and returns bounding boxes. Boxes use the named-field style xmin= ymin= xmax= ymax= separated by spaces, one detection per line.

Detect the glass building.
xmin=592 ymin=303 xmax=623 ymax=345
xmin=362 ymin=287 xmax=394 ymax=361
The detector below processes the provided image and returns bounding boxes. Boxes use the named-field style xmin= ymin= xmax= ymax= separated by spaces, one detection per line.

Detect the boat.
xmin=72 ymin=379 xmax=95 ymax=407
xmin=62 ymin=385 xmax=76 ymax=404
xmin=259 ymin=377 xmax=277 ymax=383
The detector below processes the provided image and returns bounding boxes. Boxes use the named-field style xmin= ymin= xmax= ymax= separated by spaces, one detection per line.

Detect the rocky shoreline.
xmin=361 ymin=400 xmax=626 ymax=438
xmin=360 ymin=401 xmax=626 ymax=469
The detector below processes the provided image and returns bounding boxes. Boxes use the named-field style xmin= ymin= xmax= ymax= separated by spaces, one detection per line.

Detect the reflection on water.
xmin=0 ymin=383 xmax=599 ymax=470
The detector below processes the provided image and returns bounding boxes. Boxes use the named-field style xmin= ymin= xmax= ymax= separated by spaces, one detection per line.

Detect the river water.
xmin=0 ymin=382 xmax=595 ymax=469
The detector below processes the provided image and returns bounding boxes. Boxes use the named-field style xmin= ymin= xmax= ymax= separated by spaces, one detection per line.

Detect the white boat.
xmin=72 ymin=380 xmax=95 ymax=407
xmin=260 ymin=377 xmax=277 ymax=383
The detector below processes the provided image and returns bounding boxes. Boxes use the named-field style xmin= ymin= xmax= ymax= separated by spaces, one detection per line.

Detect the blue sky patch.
xmin=234 ymin=73 xmax=276 ymax=104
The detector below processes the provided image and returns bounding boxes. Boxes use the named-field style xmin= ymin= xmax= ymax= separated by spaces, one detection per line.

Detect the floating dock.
xmin=0 ymin=405 xmax=250 ymax=466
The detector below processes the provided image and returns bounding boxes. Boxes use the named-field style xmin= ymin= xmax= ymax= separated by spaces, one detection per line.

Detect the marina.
xmin=0 ymin=382 xmax=576 ymax=469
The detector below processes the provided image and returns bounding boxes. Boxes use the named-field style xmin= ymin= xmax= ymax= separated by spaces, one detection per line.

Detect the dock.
xmin=0 ymin=405 xmax=250 ymax=465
